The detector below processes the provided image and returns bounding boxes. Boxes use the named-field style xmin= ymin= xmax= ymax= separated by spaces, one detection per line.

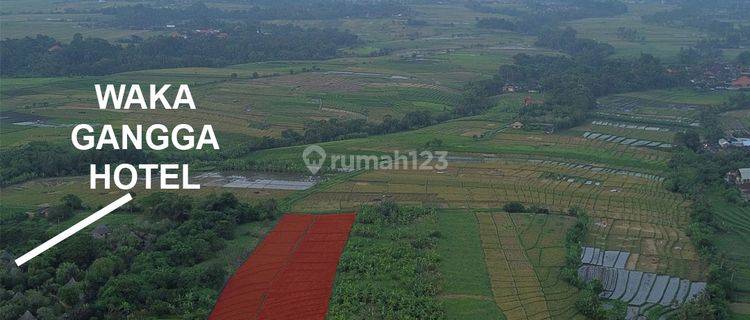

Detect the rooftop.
xmin=739 ymin=168 xmax=750 ymax=180
xmin=733 ymin=76 xmax=750 ymax=87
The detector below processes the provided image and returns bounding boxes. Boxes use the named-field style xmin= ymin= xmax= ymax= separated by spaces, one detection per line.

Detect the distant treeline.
xmin=0 ymin=23 xmax=358 ymax=77
xmin=473 ymin=0 xmax=627 ymax=34
xmin=97 ymin=1 xmax=410 ymax=30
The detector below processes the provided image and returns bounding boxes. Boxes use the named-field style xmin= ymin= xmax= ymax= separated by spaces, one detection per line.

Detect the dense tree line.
xmin=97 ymin=1 xmax=410 ymax=30
xmin=476 ymin=17 xmax=517 ymax=31
xmin=0 ymin=142 xmax=148 ymax=187
xmin=534 ymin=27 xmax=614 ymax=61
xmin=561 ymin=207 xmax=589 ymax=287
xmin=0 ymin=192 xmax=279 ymax=319
xmin=0 ymin=23 xmax=359 ymax=77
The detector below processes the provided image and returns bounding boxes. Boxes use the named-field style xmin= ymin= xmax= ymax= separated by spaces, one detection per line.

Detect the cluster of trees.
xmin=0 ymin=192 xmax=279 ymax=319
xmin=0 ymin=142 xmax=148 ymax=187
xmin=1 ymin=23 xmax=359 ymax=76
xmin=328 ymin=201 xmax=443 ymax=319
xmin=560 ymin=207 xmax=590 ymax=287
xmin=678 ymin=39 xmax=728 ymax=66
xmin=534 ymin=27 xmax=615 ymax=61
xmin=673 ymin=93 xmax=750 ymax=151
xmin=502 ymin=201 xmax=550 ymax=214
xmin=476 ymin=17 xmax=517 ymax=31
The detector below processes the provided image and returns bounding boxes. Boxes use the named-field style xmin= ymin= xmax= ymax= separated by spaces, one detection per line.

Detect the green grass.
xmin=731 ymin=311 xmax=750 ymax=320
xmin=618 ymin=88 xmax=731 ymax=106
xmin=437 ymin=210 xmax=505 ymax=319
xmin=0 ymin=13 xmax=161 ymax=41
xmin=443 ymin=299 xmax=506 ymax=320
xmin=437 ymin=210 xmax=496 ymax=297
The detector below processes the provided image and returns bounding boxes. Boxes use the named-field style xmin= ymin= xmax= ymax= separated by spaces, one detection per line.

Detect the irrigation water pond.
xmin=1 ymin=111 xmax=72 ymax=128
xmin=194 ymin=171 xmax=319 ymax=191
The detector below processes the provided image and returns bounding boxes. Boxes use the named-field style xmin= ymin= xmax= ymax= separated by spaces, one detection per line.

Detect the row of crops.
xmin=583 ymin=131 xmax=673 ymax=148
xmin=595 ymin=95 xmax=702 ymax=127
xmin=478 ymin=212 xmax=580 ymax=320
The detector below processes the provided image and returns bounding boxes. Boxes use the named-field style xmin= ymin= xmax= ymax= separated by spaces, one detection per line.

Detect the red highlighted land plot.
xmin=209 ymin=213 xmax=356 ymax=320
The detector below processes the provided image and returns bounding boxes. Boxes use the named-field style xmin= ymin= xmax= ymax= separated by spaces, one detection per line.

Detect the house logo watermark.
xmin=302 ymin=145 xmax=326 ymax=174
xmin=302 ymin=145 xmax=448 ymax=174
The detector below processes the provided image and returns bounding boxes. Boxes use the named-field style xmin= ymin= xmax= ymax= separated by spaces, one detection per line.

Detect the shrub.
xmin=503 ymin=202 xmax=526 ymax=213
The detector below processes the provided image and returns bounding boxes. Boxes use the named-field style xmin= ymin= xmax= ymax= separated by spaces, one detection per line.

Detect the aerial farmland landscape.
xmin=1 ymin=0 xmax=749 ymax=319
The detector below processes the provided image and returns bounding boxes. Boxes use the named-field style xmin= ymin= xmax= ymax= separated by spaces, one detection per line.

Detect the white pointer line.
xmin=15 ymin=193 xmax=133 ymax=266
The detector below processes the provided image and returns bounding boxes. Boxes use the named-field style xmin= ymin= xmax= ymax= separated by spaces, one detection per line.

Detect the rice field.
xmin=292 ymin=158 xmax=682 ymax=216
xmin=595 ymin=95 xmax=703 ymax=127
xmin=289 ymin=158 xmax=700 ymax=280
xmin=569 ymin=120 xmax=676 ymax=145
xmin=477 ymin=212 xmax=582 ymax=320
xmin=578 ymin=245 xmax=707 ymax=319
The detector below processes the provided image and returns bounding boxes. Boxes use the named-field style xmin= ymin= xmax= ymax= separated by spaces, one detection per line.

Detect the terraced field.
xmin=578 ymin=245 xmax=708 ymax=319
xmin=293 ymin=159 xmax=682 ymax=215
xmin=569 ymin=120 xmax=676 ymax=147
xmin=709 ymin=191 xmax=750 ymax=308
xmin=595 ymin=95 xmax=704 ymax=127
xmin=290 ymin=158 xmax=701 ymax=281
xmin=477 ymin=212 xmax=581 ymax=320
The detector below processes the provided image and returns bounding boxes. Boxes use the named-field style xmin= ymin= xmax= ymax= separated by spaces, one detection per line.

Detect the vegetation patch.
xmin=327 ymin=201 xmax=443 ymax=319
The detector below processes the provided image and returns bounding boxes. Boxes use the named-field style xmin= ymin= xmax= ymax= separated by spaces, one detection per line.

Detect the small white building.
xmin=730 ymin=138 xmax=750 ymax=147
xmin=740 ymin=168 xmax=750 ymax=184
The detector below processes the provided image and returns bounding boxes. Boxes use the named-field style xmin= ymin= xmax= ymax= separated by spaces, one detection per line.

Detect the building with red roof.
xmin=731 ymin=76 xmax=750 ymax=89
